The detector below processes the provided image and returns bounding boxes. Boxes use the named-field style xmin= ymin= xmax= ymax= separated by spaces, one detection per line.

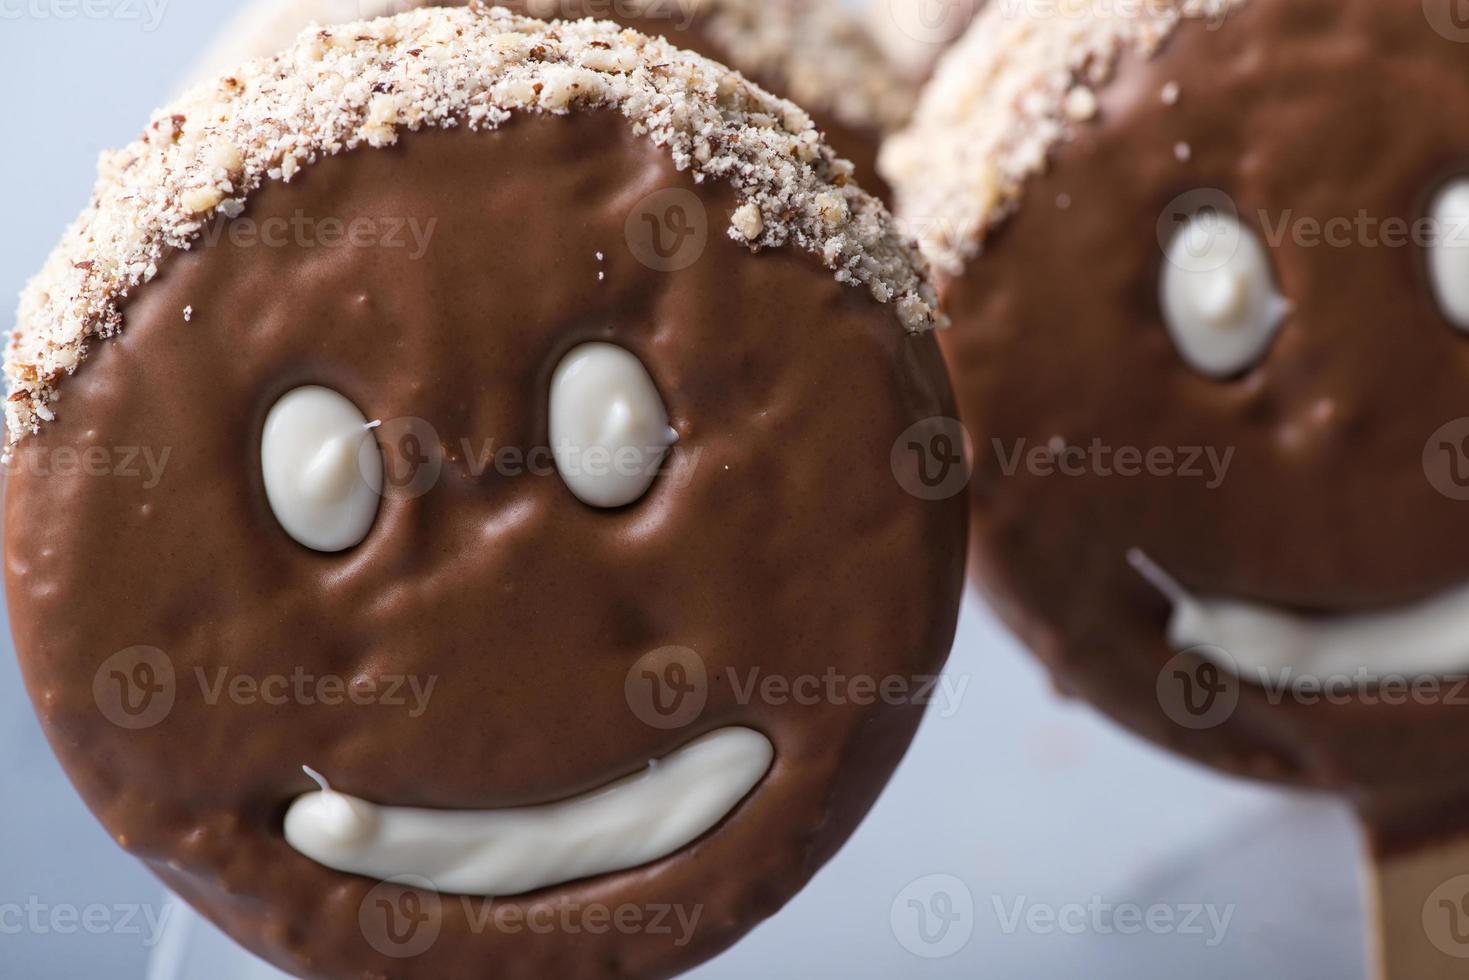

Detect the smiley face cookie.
xmin=5 ymin=8 xmax=963 ymax=978
xmin=185 ymin=0 xmax=917 ymax=201
xmin=884 ymin=0 xmax=1469 ymax=846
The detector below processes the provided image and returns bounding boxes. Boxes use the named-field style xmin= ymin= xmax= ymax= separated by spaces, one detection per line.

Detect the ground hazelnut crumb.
xmin=1063 ymin=87 xmax=1098 ymax=122
xmin=882 ymin=0 xmax=1245 ymax=275
xmin=731 ymin=203 xmax=765 ymax=241
xmin=182 ymin=186 xmax=225 ymax=214
xmin=7 ymin=6 xmax=942 ymax=449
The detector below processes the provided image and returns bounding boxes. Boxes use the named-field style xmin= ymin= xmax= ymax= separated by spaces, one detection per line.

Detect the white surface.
xmin=1160 ymin=207 xmax=1287 ymax=378
xmin=261 ymin=386 xmax=382 ymax=552
xmin=549 ymin=342 xmax=675 ymax=508
xmin=283 ymin=727 xmax=773 ymax=896
xmin=1136 ymin=547 xmax=1469 ymax=683
xmin=1428 ymin=179 xmax=1469 ymax=331
xmin=1 ymin=4 xmax=1366 ymax=978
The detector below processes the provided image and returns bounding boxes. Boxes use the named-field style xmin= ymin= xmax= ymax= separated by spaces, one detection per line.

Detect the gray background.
xmin=0 ymin=3 xmax=1366 ymax=978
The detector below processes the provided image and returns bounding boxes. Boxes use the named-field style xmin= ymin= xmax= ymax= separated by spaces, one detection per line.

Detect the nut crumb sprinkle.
xmin=184 ymin=0 xmax=919 ymax=139
xmin=881 ymin=0 xmax=1245 ymax=276
xmin=7 ymin=5 xmax=941 ymax=450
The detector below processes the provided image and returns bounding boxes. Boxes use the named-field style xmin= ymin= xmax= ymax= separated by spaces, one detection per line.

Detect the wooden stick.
xmin=1368 ymin=832 xmax=1469 ymax=980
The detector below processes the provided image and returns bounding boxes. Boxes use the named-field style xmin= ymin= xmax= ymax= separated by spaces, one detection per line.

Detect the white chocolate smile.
xmin=1129 ymin=550 xmax=1469 ymax=683
xmin=283 ymin=727 xmax=773 ymax=896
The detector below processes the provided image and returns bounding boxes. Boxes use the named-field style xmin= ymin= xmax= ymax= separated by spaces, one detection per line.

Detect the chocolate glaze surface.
xmin=943 ymin=0 xmax=1469 ymax=850
xmin=5 ymin=112 xmax=963 ymax=976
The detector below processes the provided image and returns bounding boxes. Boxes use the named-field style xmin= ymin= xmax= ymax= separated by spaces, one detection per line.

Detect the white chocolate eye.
xmin=549 ymin=343 xmax=676 ymax=508
xmin=261 ymin=386 xmax=382 ymax=552
xmin=1428 ymin=179 xmax=1469 ymax=331
xmin=1160 ymin=209 xmax=1288 ymax=378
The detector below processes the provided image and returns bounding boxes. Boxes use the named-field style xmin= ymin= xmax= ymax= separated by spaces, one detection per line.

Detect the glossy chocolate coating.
xmin=944 ymin=0 xmax=1469 ymax=848
xmin=5 ymin=112 xmax=964 ymax=976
